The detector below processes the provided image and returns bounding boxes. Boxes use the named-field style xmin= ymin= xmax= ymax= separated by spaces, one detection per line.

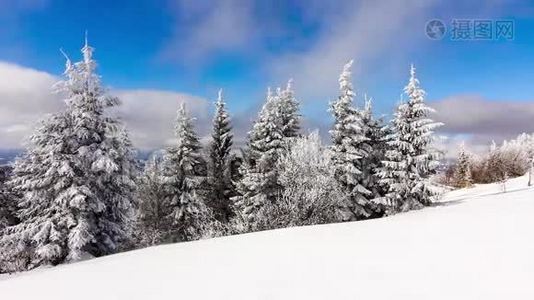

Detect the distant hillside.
xmin=0 ymin=150 xmax=20 ymax=165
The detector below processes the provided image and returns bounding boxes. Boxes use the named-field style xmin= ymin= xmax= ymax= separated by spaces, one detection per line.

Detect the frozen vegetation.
xmin=1 ymin=38 xmax=533 ymax=300
xmin=1 ymin=174 xmax=533 ymax=299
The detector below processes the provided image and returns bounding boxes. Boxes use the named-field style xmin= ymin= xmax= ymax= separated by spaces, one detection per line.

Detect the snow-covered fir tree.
xmin=0 ymin=166 xmax=17 ymax=230
xmin=329 ymin=60 xmax=378 ymax=219
xmin=379 ymin=64 xmax=443 ymax=212
xmin=357 ymin=96 xmax=390 ymax=204
xmin=454 ymin=143 xmax=473 ymax=188
xmin=207 ymin=89 xmax=235 ymax=223
xmin=276 ymin=79 xmax=301 ymax=139
xmin=161 ymin=104 xmax=216 ymax=242
xmin=135 ymin=153 xmax=172 ymax=246
xmin=235 ymin=88 xmax=285 ymax=230
xmin=0 ymin=39 xmax=137 ymax=270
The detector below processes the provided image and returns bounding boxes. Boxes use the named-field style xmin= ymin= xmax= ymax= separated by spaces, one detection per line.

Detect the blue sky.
xmin=1 ymin=0 xmax=534 ymax=153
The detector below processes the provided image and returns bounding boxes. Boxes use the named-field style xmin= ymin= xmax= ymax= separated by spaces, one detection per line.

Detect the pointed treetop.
xmin=407 ymin=64 xmax=419 ymax=88
xmin=216 ymin=88 xmax=224 ymax=105
xmin=404 ymin=63 xmax=425 ymax=104
xmin=178 ymin=101 xmax=186 ymax=114
xmin=175 ymin=102 xmax=188 ymax=124
xmin=344 ymin=59 xmax=354 ymax=72
xmin=339 ymin=59 xmax=354 ymax=91
xmin=267 ymin=87 xmax=273 ymax=99
xmin=175 ymin=102 xmax=189 ymax=132
xmin=81 ymin=31 xmax=94 ymax=64
xmin=286 ymin=78 xmax=293 ymax=91
xmin=276 ymin=86 xmax=282 ymax=96
xmin=364 ymin=94 xmax=373 ymax=111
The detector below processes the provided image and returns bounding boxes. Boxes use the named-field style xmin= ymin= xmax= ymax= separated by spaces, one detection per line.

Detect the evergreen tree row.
xmin=0 ymin=41 xmax=443 ymax=273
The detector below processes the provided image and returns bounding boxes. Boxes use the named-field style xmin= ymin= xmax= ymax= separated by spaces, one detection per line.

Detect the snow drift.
xmin=1 ymin=175 xmax=533 ymax=299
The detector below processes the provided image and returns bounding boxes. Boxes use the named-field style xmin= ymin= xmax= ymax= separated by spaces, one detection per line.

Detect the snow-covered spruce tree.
xmin=0 ymin=166 xmax=17 ymax=231
xmin=134 ymin=153 xmax=173 ymax=246
xmin=206 ymin=90 xmax=235 ymax=223
xmin=235 ymin=88 xmax=285 ymax=230
xmin=356 ymin=96 xmax=390 ymax=204
xmin=379 ymin=65 xmax=443 ymax=212
xmin=454 ymin=143 xmax=473 ymax=188
xmin=277 ymin=79 xmax=301 ymax=139
xmin=257 ymin=131 xmax=349 ymax=229
xmin=0 ymin=40 xmax=137 ymax=270
xmin=329 ymin=60 xmax=379 ymax=219
xmin=162 ymin=104 xmax=220 ymax=242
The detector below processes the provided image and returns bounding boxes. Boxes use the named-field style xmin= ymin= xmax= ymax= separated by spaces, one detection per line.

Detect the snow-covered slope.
xmin=2 ymin=175 xmax=533 ymax=299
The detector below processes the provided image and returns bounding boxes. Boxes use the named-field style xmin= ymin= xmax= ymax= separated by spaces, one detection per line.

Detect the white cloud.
xmin=114 ymin=89 xmax=211 ymax=149
xmin=0 ymin=61 xmax=61 ymax=148
xmin=0 ymin=61 xmax=212 ymax=150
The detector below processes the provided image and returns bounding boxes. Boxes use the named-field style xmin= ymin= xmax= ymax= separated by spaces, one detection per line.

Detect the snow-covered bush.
xmin=255 ymin=132 xmax=349 ymax=230
xmin=469 ymin=134 xmax=534 ymax=185
xmin=453 ymin=143 xmax=473 ymax=188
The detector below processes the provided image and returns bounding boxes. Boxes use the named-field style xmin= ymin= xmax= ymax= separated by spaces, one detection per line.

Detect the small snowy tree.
xmin=235 ymin=88 xmax=285 ymax=230
xmin=379 ymin=65 xmax=443 ymax=212
xmin=454 ymin=143 xmax=473 ymax=188
xmin=0 ymin=40 xmax=137 ymax=270
xmin=207 ymin=90 xmax=235 ymax=223
xmin=258 ymin=132 xmax=349 ymax=229
xmin=277 ymin=79 xmax=301 ymax=139
xmin=356 ymin=96 xmax=390 ymax=208
xmin=329 ymin=60 xmax=378 ymax=219
xmin=134 ymin=154 xmax=172 ymax=246
xmin=162 ymin=104 xmax=218 ymax=242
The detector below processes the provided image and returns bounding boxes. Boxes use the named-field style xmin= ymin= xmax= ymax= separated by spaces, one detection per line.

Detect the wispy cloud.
xmin=433 ymin=95 xmax=534 ymax=137
xmin=160 ymin=0 xmax=256 ymax=65
xmin=432 ymin=94 xmax=534 ymax=157
xmin=266 ymin=0 xmax=439 ymax=102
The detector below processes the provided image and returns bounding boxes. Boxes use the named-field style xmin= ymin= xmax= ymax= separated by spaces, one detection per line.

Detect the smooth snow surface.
xmin=2 ymin=175 xmax=533 ymax=299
